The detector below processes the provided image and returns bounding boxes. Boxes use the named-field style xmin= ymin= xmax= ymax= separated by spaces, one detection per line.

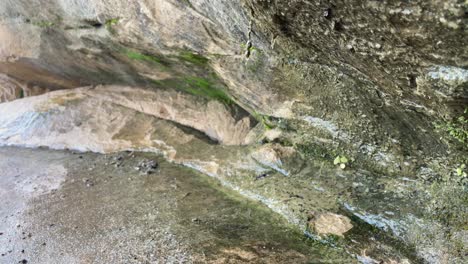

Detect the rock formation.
xmin=0 ymin=0 xmax=466 ymax=263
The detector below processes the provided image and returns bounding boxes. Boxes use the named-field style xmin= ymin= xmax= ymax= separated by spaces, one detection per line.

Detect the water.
xmin=0 ymin=147 xmax=354 ymax=263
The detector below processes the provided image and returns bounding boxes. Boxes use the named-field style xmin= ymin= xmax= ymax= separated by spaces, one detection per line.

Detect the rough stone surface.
xmin=0 ymin=0 xmax=466 ymax=263
xmin=0 ymin=85 xmax=255 ymax=147
xmin=308 ymin=212 xmax=353 ymax=237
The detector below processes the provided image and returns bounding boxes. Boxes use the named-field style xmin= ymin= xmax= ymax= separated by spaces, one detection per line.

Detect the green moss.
xmin=124 ymin=47 xmax=230 ymax=105
xmin=183 ymin=77 xmax=232 ymax=105
xmin=251 ymin=111 xmax=274 ymax=130
xmin=178 ymin=51 xmax=209 ymax=65
xmin=104 ymin=18 xmax=119 ymax=34
xmin=105 ymin=18 xmax=119 ymax=27
xmin=435 ymin=108 xmax=468 ymax=146
xmin=297 ymin=143 xmax=336 ymax=162
xmin=124 ymin=49 xmax=170 ymax=71
xmin=125 ymin=50 xmax=161 ymax=63
xmin=151 ymin=76 xmax=232 ymax=105
xmin=32 ymin=20 xmax=55 ymax=28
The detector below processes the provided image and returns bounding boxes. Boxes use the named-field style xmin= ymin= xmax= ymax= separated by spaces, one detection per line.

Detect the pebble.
xmin=136 ymin=159 xmax=159 ymax=175
xmin=82 ymin=178 xmax=94 ymax=187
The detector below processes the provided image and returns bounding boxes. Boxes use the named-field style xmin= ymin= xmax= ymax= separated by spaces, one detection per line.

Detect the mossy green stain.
xmin=251 ymin=111 xmax=274 ymax=130
xmin=32 ymin=21 xmax=55 ymax=28
xmin=124 ymin=49 xmax=170 ymax=71
xmin=178 ymin=51 xmax=209 ymax=65
xmin=125 ymin=50 xmax=161 ymax=64
xmin=150 ymin=77 xmax=233 ymax=105
xmin=435 ymin=108 xmax=468 ymax=146
xmin=183 ymin=77 xmax=232 ymax=105
xmin=105 ymin=18 xmax=120 ymax=27
xmin=104 ymin=18 xmax=119 ymax=34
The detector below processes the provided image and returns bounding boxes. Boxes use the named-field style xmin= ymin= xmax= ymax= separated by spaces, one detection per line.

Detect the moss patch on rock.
xmin=125 ymin=50 xmax=163 ymax=64
xmin=178 ymin=51 xmax=209 ymax=66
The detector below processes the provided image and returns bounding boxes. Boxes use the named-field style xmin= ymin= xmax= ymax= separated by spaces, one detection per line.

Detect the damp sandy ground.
xmin=0 ymin=147 xmax=353 ymax=263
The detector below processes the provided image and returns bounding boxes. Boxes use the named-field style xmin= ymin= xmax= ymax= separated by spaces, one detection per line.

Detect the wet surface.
xmin=0 ymin=147 xmax=353 ymax=263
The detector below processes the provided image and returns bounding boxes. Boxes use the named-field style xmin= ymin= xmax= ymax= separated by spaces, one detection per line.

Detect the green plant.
xmin=105 ymin=18 xmax=120 ymax=34
xmin=456 ymin=164 xmax=467 ymax=177
xmin=105 ymin=18 xmax=119 ymax=27
xmin=251 ymin=111 xmax=274 ymax=130
xmin=333 ymin=155 xmax=349 ymax=169
xmin=240 ymin=43 xmax=260 ymax=54
xmin=435 ymin=108 xmax=468 ymax=145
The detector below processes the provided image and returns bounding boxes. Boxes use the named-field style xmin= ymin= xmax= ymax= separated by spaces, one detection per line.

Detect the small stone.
xmin=323 ymin=8 xmax=332 ymax=19
xmin=264 ymin=128 xmax=282 ymax=142
xmin=255 ymin=173 xmax=269 ymax=180
xmin=147 ymin=160 xmax=158 ymax=169
xmin=83 ymin=178 xmax=94 ymax=187
xmin=308 ymin=212 xmax=353 ymax=237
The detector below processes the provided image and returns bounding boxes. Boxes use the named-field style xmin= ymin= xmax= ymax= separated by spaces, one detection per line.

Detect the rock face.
xmin=0 ymin=85 xmax=256 ymax=148
xmin=0 ymin=0 xmax=466 ymax=263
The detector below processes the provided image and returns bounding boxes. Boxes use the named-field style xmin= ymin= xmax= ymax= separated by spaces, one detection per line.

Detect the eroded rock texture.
xmin=0 ymin=0 xmax=466 ymax=263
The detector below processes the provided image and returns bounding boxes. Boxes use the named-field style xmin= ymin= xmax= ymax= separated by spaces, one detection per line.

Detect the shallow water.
xmin=0 ymin=147 xmax=353 ymax=263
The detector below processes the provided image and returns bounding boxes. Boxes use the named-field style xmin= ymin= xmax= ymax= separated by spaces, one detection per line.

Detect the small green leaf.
xmin=340 ymin=156 xmax=348 ymax=164
xmin=334 ymin=156 xmax=341 ymax=165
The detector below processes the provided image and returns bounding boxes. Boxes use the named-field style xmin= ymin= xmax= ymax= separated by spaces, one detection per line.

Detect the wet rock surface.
xmin=0 ymin=89 xmax=447 ymax=263
xmin=0 ymin=0 xmax=466 ymax=263
xmin=0 ymin=147 xmax=353 ymax=263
